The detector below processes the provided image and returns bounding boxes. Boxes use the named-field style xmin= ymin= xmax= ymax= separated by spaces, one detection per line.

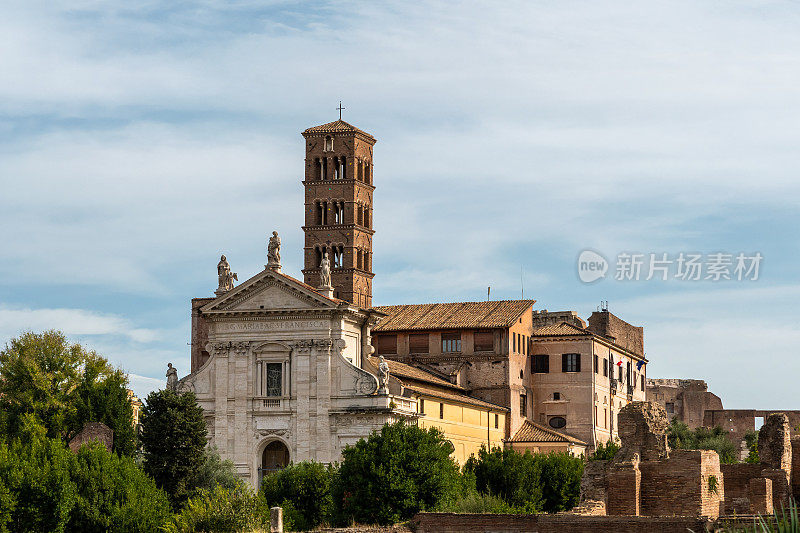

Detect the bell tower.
xmin=301 ymin=119 xmax=376 ymax=307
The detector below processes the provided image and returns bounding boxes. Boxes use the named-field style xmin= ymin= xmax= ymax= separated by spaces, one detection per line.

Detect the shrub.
xmin=195 ymin=446 xmax=242 ymax=492
xmin=0 ymin=417 xmax=170 ymax=533
xmin=164 ymin=485 xmax=268 ymax=533
xmin=588 ymin=440 xmax=620 ymax=461
xmin=261 ymin=461 xmax=336 ymax=531
xmin=447 ymin=491 xmax=514 ymax=514
xmin=333 ymin=421 xmax=462 ymax=525
xmin=745 ymin=430 xmax=760 ymax=464
xmin=538 ymin=452 xmax=584 ymax=512
xmin=667 ymin=419 xmax=739 ymax=464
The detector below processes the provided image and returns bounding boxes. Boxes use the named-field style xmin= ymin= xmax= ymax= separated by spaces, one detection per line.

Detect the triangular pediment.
xmin=201 ymin=268 xmax=338 ymax=313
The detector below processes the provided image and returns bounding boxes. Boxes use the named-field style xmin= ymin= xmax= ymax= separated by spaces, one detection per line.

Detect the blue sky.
xmin=2 ymin=1 xmax=800 ymax=407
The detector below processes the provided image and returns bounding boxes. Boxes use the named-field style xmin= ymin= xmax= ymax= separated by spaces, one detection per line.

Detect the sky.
xmin=1 ymin=1 xmax=799 ymax=407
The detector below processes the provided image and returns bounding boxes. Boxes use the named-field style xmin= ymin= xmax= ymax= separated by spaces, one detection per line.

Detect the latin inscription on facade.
xmin=215 ymin=320 xmax=327 ymax=333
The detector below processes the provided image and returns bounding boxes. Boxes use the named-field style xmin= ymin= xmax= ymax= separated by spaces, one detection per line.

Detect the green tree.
xmin=140 ymin=389 xmax=208 ymax=509
xmin=464 ymin=446 xmax=543 ymax=511
xmin=538 ymin=452 xmax=583 ymax=512
xmin=261 ymin=461 xmax=336 ymax=531
xmin=588 ymin=440 xmax=620 ymax=461
xmin=744 ymin=430 xmax=759 ymax=464
xmin=195 ymin=446 xmax=242 ymax=492
xmin=0 ymin=331 xmax=136 ymax=456
xmin=333 ymin=421 xmax=462 ymax=525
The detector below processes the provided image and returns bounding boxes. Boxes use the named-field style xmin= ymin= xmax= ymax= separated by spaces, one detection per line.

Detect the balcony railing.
xmin=253 ymin=397 xmax=284 ymax=410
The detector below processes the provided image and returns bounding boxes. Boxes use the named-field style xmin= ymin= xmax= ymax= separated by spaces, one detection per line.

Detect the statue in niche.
xmin=166 ymin=363 xmax=178 ymax=391
xmin=267 ymin=231 xmax=281 ymax=267
xmin=320 ymin=252 xmax=332 ymax=287
xmin=217 ymin=255 xmax=237 ymax=293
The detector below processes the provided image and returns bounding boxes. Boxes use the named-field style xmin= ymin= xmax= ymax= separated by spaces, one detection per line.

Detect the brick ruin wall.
xmin=587 ymin=311 xmax=643 ymax=356
xmin=68 ymin=422 xmax=114 ymax=453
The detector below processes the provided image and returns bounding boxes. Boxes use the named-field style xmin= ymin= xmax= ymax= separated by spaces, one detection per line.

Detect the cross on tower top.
xmin=336 ymin=101 xmax=345 ymax=120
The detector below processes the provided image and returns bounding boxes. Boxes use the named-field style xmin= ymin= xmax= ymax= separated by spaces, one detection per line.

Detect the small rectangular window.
xmin=595 ymin=405 xmax=598 ymax=427
xmin=442 ymin=332 xmax=461 ymax=353
xmin=641 ymin=374 xmax=645 ymax=391
xmin=666 ymin=402 xmax=675 ymax=414
xmin=474 ymin=331 xmax=494 ymax=352
xmin=439 ymin=403 xmax=444 ymax=419
xmin=494 ymin=413 xmax=499 ymax=429
xmin=520 ymin=394 xmax=527 ymax=417
xmin=512 ymin=333 xmax=516 ymax=353
xmin=618 ymin=365 xmax=623 ymax=381
xmin=603 ymin=358 xmax=608 ymax=377
xmin=419 ymin=398 xmax=425 ymax=414
xmin=409 ymin=333 xmax=429 ymax=354
xmin=376 ymin=334 xmax=397 ymax=355
xmin=553 ymin=392 xmax=560 ymax=401
xmin=562 ymin=353 xmax=580 ymax=373
xmin=266 ymin=363 xmax=282 ymax=397
xmin=532 ymin=354 xmax=549 ymax=373
xmin=604 ymin=408 xmax=608 ymax=429
xmin=594 ymin=354 xmax=598 ymax=374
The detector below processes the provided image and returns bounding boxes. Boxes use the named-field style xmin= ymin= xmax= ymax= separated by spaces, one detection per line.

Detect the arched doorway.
xmin=258 ymin=440 xmax=290 ymax=484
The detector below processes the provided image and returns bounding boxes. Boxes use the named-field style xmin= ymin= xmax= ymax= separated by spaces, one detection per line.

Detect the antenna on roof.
xmin=487 ymin=286 xmax=491 ymax=301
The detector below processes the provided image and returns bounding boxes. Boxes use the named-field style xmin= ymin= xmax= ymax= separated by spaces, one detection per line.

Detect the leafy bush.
xmin=463 ymin=447 xmax=584 ymax=513
xmin=140 ymin=389 xmax=208 ymax=509
xmin=667 ymin=419 xmax=738 ymax=464
xmin=261 ymin=460 xmax=336 ymax=531
xmin=588 ymin=440 xmax=620 ymax=461
xmin=447 ymin=491 xmax=514 ymax=514
xmin=164 ymin=485 xmax=269 ymax=533
xmin=0 ymin=416 xmax=170 ymax=533
xmin=195 ymin=446 xmax=242 ymax=492
xmin=745 ymin=430 xmax=760 ymax=464
xmin=333 ymin=421 xmax=462 ymax=525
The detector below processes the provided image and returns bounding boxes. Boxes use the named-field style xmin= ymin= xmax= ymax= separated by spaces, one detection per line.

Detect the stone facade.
xmin=68 ymin=422 xmax=114 ymax=453
xmin=646 ymin=378 xmax=723 ymax=428
xmin=182 ymin=266 xmax=417 ymax=489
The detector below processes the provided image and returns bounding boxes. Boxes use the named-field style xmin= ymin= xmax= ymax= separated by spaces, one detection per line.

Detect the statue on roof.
xmin=320 ymin=251 xmax=332 ymax=287
xmin=166 ymin=363 xmax=178 ymax=391
xmin=267 ymin=231 xmax=281 ymax=270
xmin=378 ymin=356 xmax=390 ymax=395
xmin=216 ymin=255 xmax=237 ymax=295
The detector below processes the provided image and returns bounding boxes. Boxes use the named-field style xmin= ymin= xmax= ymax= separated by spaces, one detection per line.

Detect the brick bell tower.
xmin=301 ymin=119 xmax=376 ymax=308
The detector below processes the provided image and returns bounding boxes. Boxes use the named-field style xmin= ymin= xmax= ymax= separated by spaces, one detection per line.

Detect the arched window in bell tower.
xmin=364 ymin=162 xmax=371 ymax=184
xmin=314 ymin=158 xmax=322 ymax=181
xmin=315 ymin=246 xmax=323 ymax=267
xmin=341 ymin=156 xmax=347 ymax=179
xmin=364 ymin=206 xmax=370 ymax=228
xmin=324 ymin=136 xmax=333 ymax=151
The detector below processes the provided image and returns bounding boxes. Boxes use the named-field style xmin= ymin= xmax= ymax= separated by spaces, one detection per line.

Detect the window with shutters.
xmin=442 ymin=332 xmax=461 ymax=353
xmin=439 ymin=403 xmax=444 ymax=419
xmin=419 ymin=398 xmax=425 ymax=414
xmin=520 ymin=394 xmax=527 ymax=417
xmin=494 ymin=414 xmax=499 ymax=429
xmin=474 ymin=330 xmax=494 ymax=352
xmin=376 ymin=335 xmax=397 ymax=355
xmin=562 ymin=353 xmax=580 ymax=372
xmin=594 ymin=354 xmax=598 ymax=373
xmin=409 ymin=333 xmax=429 ymax=354
xmin=532 ymin=354 xmax=549 ymax=373
xmin=603 ymin=358 xmax=608 ymax=377
xmin=641 ymin=374 xmax=645 ymax=391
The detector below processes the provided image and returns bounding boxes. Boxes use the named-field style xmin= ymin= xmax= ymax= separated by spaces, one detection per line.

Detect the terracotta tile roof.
xmin=508 ymin=420 xmax=587 ymax=445
xmin=531 ymin=322 xmax=591 ymax=337
xmin=373 ymin=300 xmax=535 ymax=332
xmin=302 ymin=120 xmax=375 ymax=139
xmin=373 ymin=357 xmax=463 ymax=391
xmin=403 ymin=384 xmax=509 ymax=411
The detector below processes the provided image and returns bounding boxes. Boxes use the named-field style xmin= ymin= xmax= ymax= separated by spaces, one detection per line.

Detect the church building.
xmin=179 ymin=119 xmax=508 ymax=488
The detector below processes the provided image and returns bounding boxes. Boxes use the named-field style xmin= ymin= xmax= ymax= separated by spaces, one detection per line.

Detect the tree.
xmin=588 ymin=440 xmax=620 ymax=462
xmin=334 ymin=421 xmax=462 ymax=525
xmin=538 ymin=452 xmax=583 ymax=512
xmin=164 ymin=485 xmax=268 ymax=533
xmin=464 ymin=446 xmax=543 ymax=511
xmin=667 ymin=419 xmax=738 ymax=464
xmin=0 ymin=331 xmax=136 ymax=456
xmin=261 ymin=461 xmax=336 ymax=531
xmin=194 ymin=446 xmax=242 ymax=493
xmin=140 ymin=389 xmax=208 ymax=509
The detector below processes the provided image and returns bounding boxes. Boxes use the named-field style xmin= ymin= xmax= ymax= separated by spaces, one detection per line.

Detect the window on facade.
xmin=334 ymin=202 xmax=344 ymax=224
xmin=409 ymin=333 xmax=429 ymax=354
xmin=604 ymin=408 xmax=608 ymax=429
xmin=442 ymin=332 xmax=461 ymax=353
xmin=520 ymin=394 xmax=527 ymax=417
xmin=618 ymin=365 xmax=623 ymax=382
xmin=512 ymin=333 xmax=516 ymax=353
xmin=314 ymin=158 xmax=322 ymax=181
xmin=474 ymin=330 xmax=494 ymax=352
xmin=324 ymin=135 xmax=333 ymax=151
xmin=266 ymin=363 xmax=282 ymax=397
xmin=595 ymin=405 xmax=598 ymax=427
xmin=322 ymin=157 xmax=328 ymax=179
xmin=549 ymin=416 xmax=566 ymax=429
xmin=532 ymin=354 xmax=549 ymax=373
xmin=419 ymin=398 xmax=425 ymax=414
xmin=666 ymin=402 xmax=675 ymax=414
xmin=562 ymin=353 xmax=580 ymax=372
xmin=376 ymin=334 xmax=397 ymax=355
xmin=553 ymin=392 xmax=561 ymax=401
xmin=641 ymin=375 xmax=645 ymax=391
xmin=494 ymin=413 xmax=499 ymax=429
xmin=594 ymin=354 xmax=598 ymax=374
xmin=364 ymin=207 xmax=370 ymax=228
xmin=439 ymin=403 xmax=444 ymax=419
xmin=603 ymin=358 xmax=608 ymax=377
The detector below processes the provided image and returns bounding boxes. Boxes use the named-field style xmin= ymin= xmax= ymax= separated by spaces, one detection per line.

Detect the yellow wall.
xmin=414 ymin=394 xmax=506 ymax=464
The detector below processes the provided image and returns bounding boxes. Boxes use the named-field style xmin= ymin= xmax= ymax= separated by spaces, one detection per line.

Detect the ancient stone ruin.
xmin=576 ymin=402 xmax=796 ymax=518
